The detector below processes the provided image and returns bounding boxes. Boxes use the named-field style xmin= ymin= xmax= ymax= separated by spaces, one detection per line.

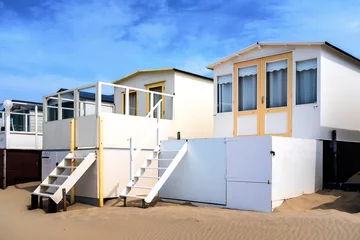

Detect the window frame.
xmin=217 ymin=74 xmax=233 ymax=113
xmin=122 ymin=90 xmax=138 ymax=116
xmin=295 ymin=58 xmax=318 ymax=106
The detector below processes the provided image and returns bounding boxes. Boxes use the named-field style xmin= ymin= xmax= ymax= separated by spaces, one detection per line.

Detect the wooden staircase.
xmin=120 ymin=141 xmax=188 ymax=207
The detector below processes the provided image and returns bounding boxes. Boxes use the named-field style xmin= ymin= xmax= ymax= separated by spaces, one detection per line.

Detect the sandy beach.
xmin=1 ymin=182 xmax=360 ymax=240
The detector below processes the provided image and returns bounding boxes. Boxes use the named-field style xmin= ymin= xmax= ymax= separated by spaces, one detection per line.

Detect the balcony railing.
xmin=43 ymin=81 xmax=175 ymax=122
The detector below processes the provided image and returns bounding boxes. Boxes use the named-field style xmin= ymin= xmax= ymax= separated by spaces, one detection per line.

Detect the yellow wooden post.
xmin=70 ymin=119 xmax=76 ymax=204
xmin=98 ymin=116 xmax=104 ymax=207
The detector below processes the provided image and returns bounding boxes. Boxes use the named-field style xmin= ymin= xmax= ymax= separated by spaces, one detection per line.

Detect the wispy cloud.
xmin=1 ymin=0 xmax=360 ymax=101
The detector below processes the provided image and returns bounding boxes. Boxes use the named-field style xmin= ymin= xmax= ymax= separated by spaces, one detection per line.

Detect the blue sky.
xmin=1 ymin=0 xmax=360 ymax=102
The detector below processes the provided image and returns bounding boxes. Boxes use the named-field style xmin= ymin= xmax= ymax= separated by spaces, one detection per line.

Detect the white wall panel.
xmin=173 ymin=72 xmax=213 ymax=139
xmin=226 ymin=136 xmax=272 ymax=183
xmin=159 ymin=139 xmax=226 ymax=205
xmin=271 ymin=137 xmax=321 ymax=202
xmin=77 ymin=115 xmax=98 ymax=148
xmin=214 ymin=113 xmax=233 ymax=137
xmin=265 ymin=112 xmax=287 ymax=135
xmin=0 ymin=133 xmax=5 ymax=149
xmin=237 ymin=115 xmax=257 ymax=135
xmin=43 ymin=119 xmax=72 ymax=150
xmin=227 ymin=182 xmax=271 ymax=212
xmin=7 ymin=133 xmax=42 ymax=150
xmin=102 ymin=113 xmax=174 ymax=149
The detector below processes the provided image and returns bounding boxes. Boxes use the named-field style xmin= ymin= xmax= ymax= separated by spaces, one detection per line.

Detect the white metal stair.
xmin=120 ymin=141 xmax=188 ymax=205
xmin=32 ymin=152 xmax=96 ymax=204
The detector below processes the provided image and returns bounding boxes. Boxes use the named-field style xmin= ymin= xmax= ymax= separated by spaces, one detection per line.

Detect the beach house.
xmin=30 ymin=68 xmax=213 ymax=212
xmin=0 ymin=100 xmax=43 ymax=189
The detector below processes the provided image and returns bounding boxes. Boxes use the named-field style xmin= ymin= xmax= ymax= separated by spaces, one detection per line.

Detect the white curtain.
xmin=266 ymin=60 xmax=287 ymax=108
xmin=238 ymin=66 xmax=257 ymax=111
xmin=217 ymin=75 xmax=232 ymax=113
xmin=296 ymin=59 xmax=317 ymax=104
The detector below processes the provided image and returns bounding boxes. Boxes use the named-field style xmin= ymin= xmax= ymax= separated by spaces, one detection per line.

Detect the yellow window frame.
xmin=121 ymin=90 xmax=138 ymax=116
xmin=146 ymin=81 xmax=165 ymax=119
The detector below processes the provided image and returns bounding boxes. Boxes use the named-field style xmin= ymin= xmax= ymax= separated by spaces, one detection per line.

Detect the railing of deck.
xmin=43 ymin=81 xmax=174 ymax=122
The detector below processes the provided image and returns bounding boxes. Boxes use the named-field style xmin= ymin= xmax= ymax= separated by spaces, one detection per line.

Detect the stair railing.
xmin=128 ymin=98 xmax=162 ymax=182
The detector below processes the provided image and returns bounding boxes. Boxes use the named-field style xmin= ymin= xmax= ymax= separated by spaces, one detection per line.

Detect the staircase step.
xmin=65 ymin=157 xmax=84 ymax=160
xmin=33 ymin=192 xmax=53 ymax=198
xmin=121 ymin=194 xmax=146 ymax=199
xmin=135 ymin=176 xmax=160 ymax=179
xmin=128 ymin=186 xmax=153 ymax=190
xmin=57 ymin=166 xmax=77 ymax=169
xmin=49 ymin=174 xmax=69 ymax=178
xmin=147 ymin=158 xmax=173 ymax=161
xmin=40 ymin=183 xmax=60 ymax=188
xmin=142 ymin=167 xmax=167 ymax=170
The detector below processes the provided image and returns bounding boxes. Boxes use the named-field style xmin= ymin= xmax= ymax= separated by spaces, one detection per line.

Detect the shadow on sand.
xmin=312 ymin=190 xmax=360 ymax=214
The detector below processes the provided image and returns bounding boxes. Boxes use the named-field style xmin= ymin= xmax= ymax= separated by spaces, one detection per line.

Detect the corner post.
xmin=150 ymin=92 xmax=154 ymax=118
xmin=129 ymin=137 xmax=134 ymax=182
xmin=95 ymin=82 xmax=102 ymax=116
xmin=35 ymin=105 xmax=38 ymax=148
xmin=156 ymin=102 xmax=161 ymax=146
xmin=125 ymin=88 xmax=130 ymax=115
xmin=98 ymin=116 xmax=104 ymax=207
xmin=70 ymin=119 xmax=76 ymax=204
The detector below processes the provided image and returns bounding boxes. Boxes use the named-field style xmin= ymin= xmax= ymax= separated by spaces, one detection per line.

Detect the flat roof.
xmin=206 ymin=41 xmax=360 ymax=70
xmin=113 ymin=68 xmax=213 ymax=84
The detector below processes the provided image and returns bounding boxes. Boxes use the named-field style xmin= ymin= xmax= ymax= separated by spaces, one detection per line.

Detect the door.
xmin=146 ymin=82 xmax=165 ymax=118
xmin=233 ymin=52 xmax=292 ymax=137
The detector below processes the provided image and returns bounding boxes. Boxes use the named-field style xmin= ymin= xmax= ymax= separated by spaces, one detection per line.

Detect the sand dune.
xmin=1 ymin=182 xmax=360 ymax=240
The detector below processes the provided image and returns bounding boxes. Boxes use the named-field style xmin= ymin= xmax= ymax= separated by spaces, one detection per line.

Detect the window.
xmin=122 ymin=91 xmax=137 ymax=116
xmin=266 ymin=60 xmax=288 ymax=108
xmin=296 ymin=59 xmax=317 ymax=105
xmin=238 ymin=66 xmax=257 ymax=111
xmin=217 ymin=75 xmax=232 ymax=113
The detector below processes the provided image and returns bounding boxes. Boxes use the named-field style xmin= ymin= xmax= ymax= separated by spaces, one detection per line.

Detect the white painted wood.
xmin=76 ymin=115 xmax=98 ymax=148
xmin=173 ymin=71 xmax=213 ymax=139
xmin=227 ymin=181 xmax=272 ymax=213
xmin=226 ymin=136 xmax=272 ymax=183
xmin=319 ymin=46 xmax=360 ymax=141
xmin=6 ymin=133 xmax=43 ymax=150
xmin=120 ymin=142 xmax=188 ymax=204
xmin=33 ymin=152 xmax=96 ymax=204
xmin=237 ymin=115 xmax=257 ymax=135
xmin=101 ymin=113 xmax=173 ymax=149
xmin=212 ymin=45 xmax=325 ymax=139
xmin=264 ymin=112 xmax=288 ymax=135
xmin=159 ymin=138 xmax=227 ymax=205
xmin=214 ymin=112 xmax=233 ymax=137
xmin=43 ymin=119 xmax=72 ymax=150
xmin=271 ymin=137 xmax=322 ymax=204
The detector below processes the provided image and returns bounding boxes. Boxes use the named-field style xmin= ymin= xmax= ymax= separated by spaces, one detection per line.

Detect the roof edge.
xmin=206 ymin=41 xmax=328 ymax=70
xmin=113 ymin=68 xmax=212 ymax=84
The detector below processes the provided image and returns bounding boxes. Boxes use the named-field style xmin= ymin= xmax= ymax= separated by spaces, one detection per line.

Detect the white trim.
xmin=207 ymin=42 xmax=325 ymax=69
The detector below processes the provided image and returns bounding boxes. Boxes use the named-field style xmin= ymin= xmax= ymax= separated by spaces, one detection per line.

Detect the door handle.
xmin=261 ymin=96 xmax=265 ymax=104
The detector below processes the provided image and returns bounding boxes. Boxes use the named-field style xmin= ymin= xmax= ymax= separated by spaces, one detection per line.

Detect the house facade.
xmin=207 ymin=42 xmax=360 ymax=142
xmin=0 ymin=100 xmax=43 ymax=188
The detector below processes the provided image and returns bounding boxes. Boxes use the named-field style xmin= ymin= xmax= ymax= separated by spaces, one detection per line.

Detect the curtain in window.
xmin=217 ymin=75 xmax=232 ymax=113
xmin=238 ymin=65 xmax=257 ymax=111
xmin=266 ymin=60 xmax=288 ymax=108
xmin=296 ymin=59 xmax=317 ymax=105
xmin=129 ymin=92 xmax=137 ymax=115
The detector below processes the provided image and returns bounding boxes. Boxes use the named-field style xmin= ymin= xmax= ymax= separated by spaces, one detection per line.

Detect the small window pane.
xmin=217 ymin=75 xmax=232 ymax=113
xmin=123 ymin=92 xmax=137 ymax=116
xmin=238 ymin=66 xmax=257 ymax=111
xmin=296 ymin=59 xmax=317 ymax=105
xmin=266 ymin=60 xmax=288 ymax=108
